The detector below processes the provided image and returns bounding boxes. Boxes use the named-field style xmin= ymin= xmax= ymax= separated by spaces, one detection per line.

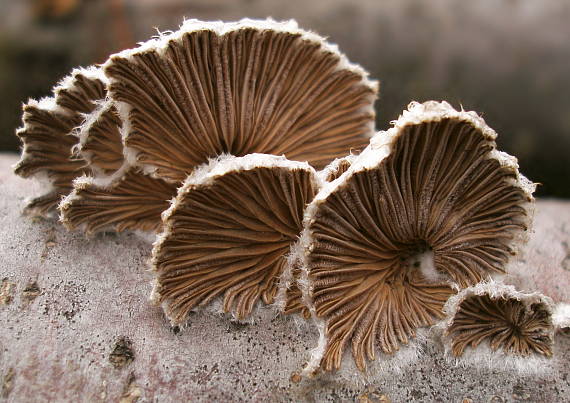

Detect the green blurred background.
xmin=1 ymin=0 xmax=569 ymax=197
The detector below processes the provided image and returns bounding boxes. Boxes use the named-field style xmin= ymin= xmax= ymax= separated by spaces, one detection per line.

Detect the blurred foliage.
xmin=1 ymin=0 xmax=569 ymax=197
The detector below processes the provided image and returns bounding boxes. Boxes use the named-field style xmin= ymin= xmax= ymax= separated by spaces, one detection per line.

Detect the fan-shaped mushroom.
xmin=300 ymin=101 xmax=535 ymax=372
xmin=75 ymin=99 xmax=124 ymax=176
xmin=443 ymin=282 xmax=554 ymax=358
xmin=151 ymin=154 xmax=320 ymax=322
xmin=59 ymin=167 xmax=177 ymax=235
xmin=14 ymin=66 xmax=107 ymax=214
xmin=60 ymin=18 xmax=378 ymax=234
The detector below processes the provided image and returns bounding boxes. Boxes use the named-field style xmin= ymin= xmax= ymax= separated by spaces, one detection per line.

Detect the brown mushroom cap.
xmin=151 ymin=154 xmax=320 ymax=323
xmin=300 ymin=101 xmax=535 ymax=373
xmin=61 ymin=18 xmax=377 ymax=235
xmin=14 ymin=66 xmax=107 ymax=214
xmin=444 ymin=283 xmax=554 ymax=358
xmin=103 ymin=18 xmax=377 ymax=183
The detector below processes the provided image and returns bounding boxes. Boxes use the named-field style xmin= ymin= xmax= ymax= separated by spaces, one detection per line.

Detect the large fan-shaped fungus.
xmin=300 ymin=101 xmax=535 ymax=373
xmin=59 ymin=18 xmax=377 ymax=233
xmin=152 ymin=154 xmax=320 ymax=322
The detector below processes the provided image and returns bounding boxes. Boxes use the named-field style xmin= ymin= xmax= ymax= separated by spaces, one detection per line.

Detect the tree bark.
xmin=0 ymin=153 xmax=568 ymax=402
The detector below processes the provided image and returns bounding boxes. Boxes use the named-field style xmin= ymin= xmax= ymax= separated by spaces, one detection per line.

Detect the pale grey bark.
xmin=0 ymin=153 xmax=568 ymax=402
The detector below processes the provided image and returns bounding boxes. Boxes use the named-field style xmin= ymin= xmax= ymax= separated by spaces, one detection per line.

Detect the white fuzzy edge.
xmin=436 ymin=280 xmax=555 ymax=375
xmin=297 ymin=100 xmax=537 ymax=376
xmin=102 ymin=18 xmax=378 ymax=176
xmin=552 ymin=303 xmax=570 ymax=330
xmin=150 ymin=153 xmax=323 ymax=324
xmin=57 ymin=162 xmax=136 ymax=235
xmin=273 ymin=240 xmax=303 ymax=314
xmin=53 ymin=65 xmax=108 ymax=100
xmin=273 ymin=155 xmax=360 ymax=314
xmin=113 ymin=101 xmax=144 ymax=170
xmin=316 ymin=153 xmax=358 ymax=183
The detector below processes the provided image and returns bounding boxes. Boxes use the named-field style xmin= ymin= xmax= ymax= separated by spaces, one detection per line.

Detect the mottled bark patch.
xmin=0 ymin=279 xmax=15 ymax=305
xmin=109 ymin=337 xmax=135 ymax=369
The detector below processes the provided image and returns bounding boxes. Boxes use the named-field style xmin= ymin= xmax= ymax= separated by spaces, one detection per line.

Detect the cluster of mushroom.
xmin=14 ymin=18 xmax=568 ymax=376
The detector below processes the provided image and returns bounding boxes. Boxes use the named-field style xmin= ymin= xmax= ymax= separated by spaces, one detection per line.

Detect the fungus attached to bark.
xmin=151 ymin=154 xmax=320 ymax=323
xmin=444 ymin=284 xmax=554 ymax=358
xmin=60 ymin=18 xmax=377 ymax=234
xmin=60 ymin=168 xmax=177 ymax=235
xmin=14 ymin=66 xmax=107 ymax=215
xmin=300 ymin=101 xmax=535 ymax=373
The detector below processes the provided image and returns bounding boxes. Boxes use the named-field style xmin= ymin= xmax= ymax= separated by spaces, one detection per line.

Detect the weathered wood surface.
xmin=0 ymin=153 xmax=568 ymax=402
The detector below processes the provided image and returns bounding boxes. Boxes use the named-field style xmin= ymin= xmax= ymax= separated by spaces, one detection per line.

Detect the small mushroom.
xmin=14 ymin=66 xmax=107 ymax=215
xmin=300 ymin=101 xmax=535 ymax=373
xmin=59 ymin=167 xmax=176 ymax=235
xmin=75 ymin=99 xmax=124 ymax=176
xmin=60 ymin=18 xmax=377 ymax=234
xmin=151 ymin=154 xmax=320 ymax=323
xmin=444 ymin=282 xmax=554 ymax=358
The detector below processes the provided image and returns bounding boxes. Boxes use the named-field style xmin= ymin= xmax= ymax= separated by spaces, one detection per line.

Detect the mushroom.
xmin=443 ymin=282 xmax=554 ymax=358
xmin=275 ymin=154 xmax=358 ymax=319
xmin=75 ymin=99 xmax=124 ymax=176
xmin=14 ymin=66 xmax=107 ymax=215
xmin=59 ymin=97 xmax=176 ymax=235
xmin=151 ymin=154 xmax=320 ymax=322
xmin=59 ymin=167 xmax=177 ymax=235
xmin=60 ymin=18 xmax=378 ymax=234
xmin=299 ymin=101 xmax=535 ymax=373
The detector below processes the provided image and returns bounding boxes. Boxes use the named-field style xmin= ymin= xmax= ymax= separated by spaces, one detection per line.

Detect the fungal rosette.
xmin=59 ymin=18 xmax=378 ymax=234
xmin=441 ymin=281 xmax=555 ymax=373
xmin=14 ymin=66 xmax=107 ymax=215
xmin=151 ymin=154 xmax=322 ymax=323
xmin=300 ymin=101 xmax=536 ymax=373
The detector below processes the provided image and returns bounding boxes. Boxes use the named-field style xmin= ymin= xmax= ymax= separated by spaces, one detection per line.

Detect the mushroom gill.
xmin=60 ymin=168 xmax=176 ymax=235
xmin=152 ymin=154 xmax=319 ymax=323
xmin=75 ymin=100 xmax=124 ymax=176
xmin=301 ymin=101 xmax=535 ymax=372
xmin=61 ymin=18 xmax=377 ymax=234
xmin=104 ymin=18 xmax=377 ymax=182
xmin=14 ymin=66 xmax=107 ymax=215
xmin=444 ymin=283 xmax=554 ymax=358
